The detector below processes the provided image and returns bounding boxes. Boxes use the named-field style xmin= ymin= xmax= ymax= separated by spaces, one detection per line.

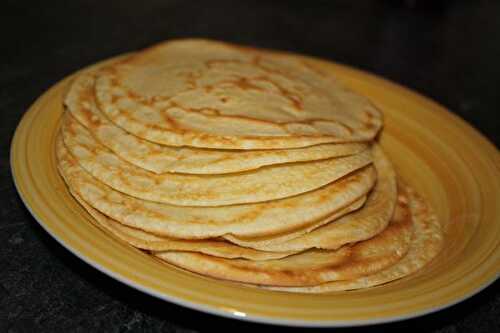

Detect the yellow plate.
xmin=11 ymin=54 xmax=500 ymax=327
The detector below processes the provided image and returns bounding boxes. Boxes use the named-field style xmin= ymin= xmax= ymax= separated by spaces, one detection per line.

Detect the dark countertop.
xmin=1 ymin=1 xmax=499 ymax=332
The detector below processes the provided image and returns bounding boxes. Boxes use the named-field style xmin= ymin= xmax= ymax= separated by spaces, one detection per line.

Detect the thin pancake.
xmin=225 ymin=145 xmax=396 ymax=252
xmin=155 ymin=193 xmax=414 ymax=287
xmin=65 ymin=70 xmax=368 ymax=174
xmin=95 ymin=38 xmax=382 ymax=149
xmin=56 ymin=134 xmax=376 ymax=239
xmin=71 ymin=190 xmax=297 ymax=260
xmin=267 ymin=185 xmax=443 ymax=292
xmin=61 ymin=112 xmax=373 ymax=206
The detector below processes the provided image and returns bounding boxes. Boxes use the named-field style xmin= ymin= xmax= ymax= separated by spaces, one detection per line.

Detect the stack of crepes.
xmin=56 ymin=39 xmax=443 ymax=292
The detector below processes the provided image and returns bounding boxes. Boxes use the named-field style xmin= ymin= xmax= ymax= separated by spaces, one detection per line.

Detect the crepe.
xmin=71 ymin=190 xmax=298 ymax=260
xmin=61 ymin=112 xmax=373 ymax=206
xmin=65 ymin=70 xmax=368 ymax=174
xmin=224 ymin=145 xmax=397 ymax=252
xmin=266 ymin=185 xmax=443 ymax=292
xmin=56 ymin=135 xmax=376 ymax=239
xmin=95 ymin=39 xmax=383 ymax=149
xmin=155 ymin=187 xmax=414 ymax=287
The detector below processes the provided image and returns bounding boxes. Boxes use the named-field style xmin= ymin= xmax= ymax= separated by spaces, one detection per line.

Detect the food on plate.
xmin=56 ymin=38 xmax=443 ymax=292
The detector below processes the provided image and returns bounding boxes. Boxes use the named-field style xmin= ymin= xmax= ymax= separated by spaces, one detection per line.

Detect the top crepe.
xmin=95 ymin=39 xmax=383 ymax=149
xmin=65 ymin=69 xmax=367 ymax=175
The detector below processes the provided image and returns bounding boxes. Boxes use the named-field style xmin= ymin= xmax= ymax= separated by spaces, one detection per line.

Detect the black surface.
xmin=1 ymin=1 xmax=499 ymax=332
